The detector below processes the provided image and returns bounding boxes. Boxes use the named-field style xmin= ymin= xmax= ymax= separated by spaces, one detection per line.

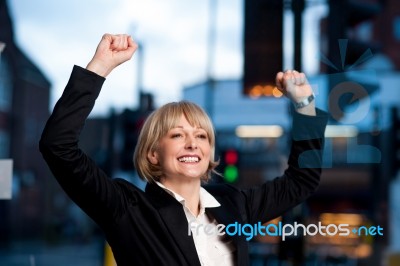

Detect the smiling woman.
xmin=134 ymin=101 xmax=218 ymax=184
xmin=39 ymin=33 xmax=328 ymax=266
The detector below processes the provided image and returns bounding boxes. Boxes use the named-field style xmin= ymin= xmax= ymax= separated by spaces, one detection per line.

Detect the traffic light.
xmin=327 ymin=0 xmax=382 ymax=70
xmin=326 ymin=0 xmax=382 ymax=121
xmin=222 ymin=149 xmax=239 ymax=183
xmin=120 ymin=109 xmax=148 ymax=171
xmin=243 ymin=0 xmax=283 ymax=97
xmin=120 ymin=93 xmax=154 ymax=171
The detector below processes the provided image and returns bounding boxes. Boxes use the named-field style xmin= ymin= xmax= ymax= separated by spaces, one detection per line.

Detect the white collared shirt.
xmin=156 ymin=182 xmax=235 ymax=266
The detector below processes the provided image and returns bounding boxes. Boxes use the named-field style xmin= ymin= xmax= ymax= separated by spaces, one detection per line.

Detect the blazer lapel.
xmin=145 ymin=183 xmax=201 ymax=266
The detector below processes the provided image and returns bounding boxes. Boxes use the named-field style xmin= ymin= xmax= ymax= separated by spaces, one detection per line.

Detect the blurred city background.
xmin=1 ymin=0 xmax=400 ymax=265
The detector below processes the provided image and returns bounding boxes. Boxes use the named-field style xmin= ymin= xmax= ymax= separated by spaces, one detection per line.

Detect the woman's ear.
xmin=147 ymin=150 xmax=159 ymax=165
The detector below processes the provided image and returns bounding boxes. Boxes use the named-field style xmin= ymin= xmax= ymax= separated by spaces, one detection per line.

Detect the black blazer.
xmin=39 ymin=66 xmax=328 ymax=266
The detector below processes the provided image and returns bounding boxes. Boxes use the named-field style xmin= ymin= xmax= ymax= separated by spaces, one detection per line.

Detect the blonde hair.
xmin=133 ymin=101 xmax=218 ymax=183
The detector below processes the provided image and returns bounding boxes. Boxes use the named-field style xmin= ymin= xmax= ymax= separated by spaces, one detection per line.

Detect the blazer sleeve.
xmin=39 ymin=66 xmax=134 ymax=228
xmin=241 ymin=108 xmax=328 ymax=224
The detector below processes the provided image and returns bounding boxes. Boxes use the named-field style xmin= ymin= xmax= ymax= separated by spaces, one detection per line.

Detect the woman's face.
xmin=148 ymin=115 xmax=211 ymax=181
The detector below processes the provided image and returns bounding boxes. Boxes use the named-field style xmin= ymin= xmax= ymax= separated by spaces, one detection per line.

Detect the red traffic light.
xmin=224 ymin=149 xmax=238 ymax=165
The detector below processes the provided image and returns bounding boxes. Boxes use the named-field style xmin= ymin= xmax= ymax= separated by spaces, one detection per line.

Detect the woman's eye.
xmin=197 ymin=134 xmax=207 ymax=139
xmin=171 ymin=133 xmax=182 ymax=138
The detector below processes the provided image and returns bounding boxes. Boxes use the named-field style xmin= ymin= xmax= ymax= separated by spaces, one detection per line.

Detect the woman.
xmin=40 ymin=34 xmax=327 ymax=266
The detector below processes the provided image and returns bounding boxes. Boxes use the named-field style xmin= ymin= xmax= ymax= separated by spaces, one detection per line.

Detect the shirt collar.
xmin=155 ymin=181 xmax=221 ymax=209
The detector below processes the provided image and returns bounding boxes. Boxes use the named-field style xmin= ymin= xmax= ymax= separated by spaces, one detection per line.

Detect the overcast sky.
xmin=7 ymin=0 xmax=242 ymax=115
xmin=8 ymin=0 xmax=326 ymax=116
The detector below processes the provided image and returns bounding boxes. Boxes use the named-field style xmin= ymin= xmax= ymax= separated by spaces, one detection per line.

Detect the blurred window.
xmin=0 ymin=57 xmax=12 ymax=112
xmin=394 ymin=16 xmax=400 ymax=41
xmin=0 ymin=130 xmax=10 ymax=157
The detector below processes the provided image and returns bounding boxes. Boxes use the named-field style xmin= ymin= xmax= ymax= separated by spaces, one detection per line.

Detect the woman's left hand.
xmin=275 ymin=70 xmax=316 ymax=116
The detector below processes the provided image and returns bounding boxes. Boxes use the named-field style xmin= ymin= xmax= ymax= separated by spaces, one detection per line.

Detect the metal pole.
xmin=207 ymin=0 xmax=216 ymax=79
xmin=136 ymin=42 xmax=144 ymax=109
xmin=206 ymin=0 xmax=217 ymax=119
xmin=292 ymin=0 xmax=305 ymax=71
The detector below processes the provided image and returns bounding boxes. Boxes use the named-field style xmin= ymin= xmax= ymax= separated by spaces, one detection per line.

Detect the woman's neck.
xmin=160 ymin=177 xmax=201 ymax=217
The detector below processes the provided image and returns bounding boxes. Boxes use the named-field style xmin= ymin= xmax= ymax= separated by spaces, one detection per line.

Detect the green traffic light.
xmin=224 ymin=165 xmax=238 ymax=183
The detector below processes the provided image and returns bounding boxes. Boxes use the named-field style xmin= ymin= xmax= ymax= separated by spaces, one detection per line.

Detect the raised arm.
xmin=241 ymin=70 xmax=327 ymax=223
xmin=39 ymin=34 xmax=138 ymax=228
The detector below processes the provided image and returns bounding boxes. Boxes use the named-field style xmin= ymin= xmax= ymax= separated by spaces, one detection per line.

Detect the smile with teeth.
xmin=178 ymin=156 xmax=200 ymax=163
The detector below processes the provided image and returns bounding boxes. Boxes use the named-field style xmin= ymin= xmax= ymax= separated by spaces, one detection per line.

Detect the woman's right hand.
xmin=86 ymin=33 xmax=138 ymax=77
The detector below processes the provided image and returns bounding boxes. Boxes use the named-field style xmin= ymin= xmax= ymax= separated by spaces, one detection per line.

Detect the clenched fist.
xmin=86 ymin=34 xmax=138 ymax=77
xmin=275 ymin=70 xmax=316 ymax=116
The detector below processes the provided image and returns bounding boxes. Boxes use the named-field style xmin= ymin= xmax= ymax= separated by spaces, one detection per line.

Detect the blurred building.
xmin=319 ymin=0 xmax=400 ymax=73
xmin=373 ymin=0 xmax=400 ymax=70
xmin=0 ymin=0 xmax=51 ymax=244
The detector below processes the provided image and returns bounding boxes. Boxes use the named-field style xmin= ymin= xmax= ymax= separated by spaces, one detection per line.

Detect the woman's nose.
xmin=185 ymin=136 xmax=197 ymax=149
